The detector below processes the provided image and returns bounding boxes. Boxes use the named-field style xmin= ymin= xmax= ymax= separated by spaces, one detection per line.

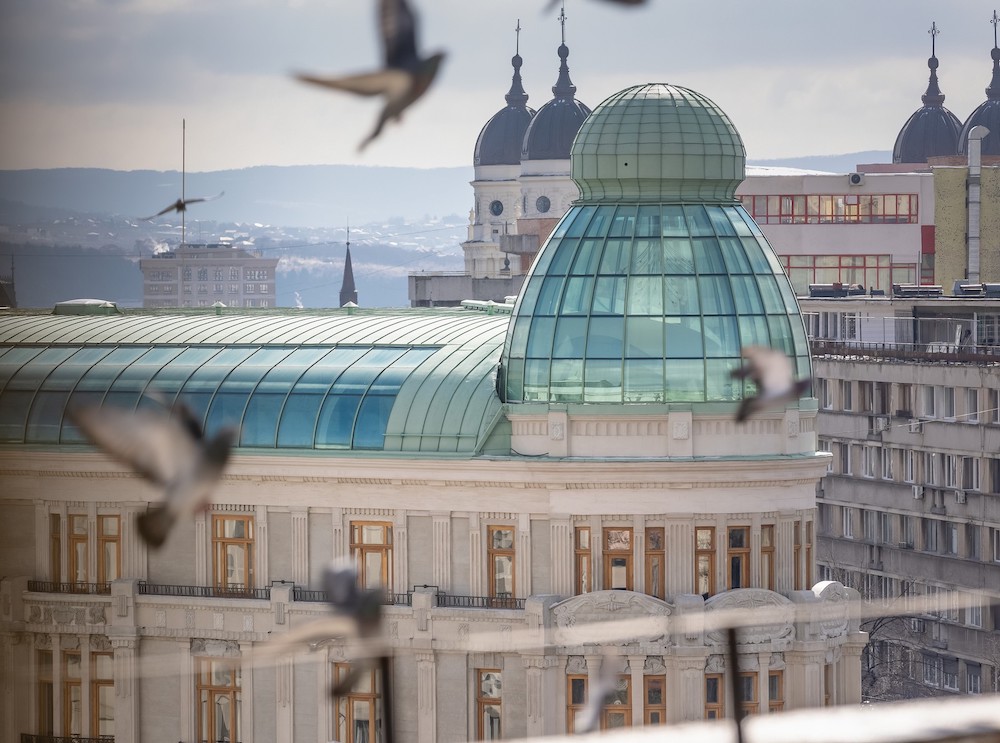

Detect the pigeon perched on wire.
xmin=67 ymin=396 xmax=235 ymax=548
xmin=730 ymin=345 xmax=812 ymax=423
xmin=295 ymin=0 xmax=445 ymax=150
xmin=140 ymin=192 xmax=224 ymax=221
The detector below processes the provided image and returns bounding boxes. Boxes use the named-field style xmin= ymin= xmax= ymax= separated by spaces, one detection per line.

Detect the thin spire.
xmin=922 ymin=22 xmax=944 ymax=106
xmin=506 ymin=19 xmax=529 ymax=107
xmin=339 ymin=222 xmax=358 ymax=308
xmin=552 ymin=2 xmax=576 ymax=98
xmin=987 ymin=10 xmax=1000 ymax=100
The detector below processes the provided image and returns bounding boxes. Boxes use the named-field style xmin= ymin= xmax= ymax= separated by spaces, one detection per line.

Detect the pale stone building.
xmin=0 ymin=82 xmax=864 ymax=743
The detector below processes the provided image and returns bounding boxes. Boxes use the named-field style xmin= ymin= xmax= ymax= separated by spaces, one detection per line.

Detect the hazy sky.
xmin=0 ymin=0 xmax=996 ymax=172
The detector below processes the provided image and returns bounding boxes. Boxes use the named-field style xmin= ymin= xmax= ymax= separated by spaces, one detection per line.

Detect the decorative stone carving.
xmin=28 ymin=605 xmax=43 ymax=624
xmin=550 ymin=422 xmax=565 ymax=441
xmin=243 ymin=614 xmax=254 ymax=632
xmin=90 ymin=634 xmax=112 ymax=651
xmin=705 ymin=654 xmax=724 ymax=673
xmin=704 ymin=589 xmax=794 ymax=646
xmin=566 ymin=655 xmax=587 ymax=674
xmin=814 ymin=581 xmax=851 ymax=639
xmin=769 ymin=652 xmax=785 ymax=670
xmin=213 ymin=612 xmax=224 ymax=631
xmin=154 ymin=610 xmax=167 ymax=628
xmin=185 ymin=609 xmax=195 ymax=630
xmin=191 ymin=638 xmax=241 ymax=657
xmin=644 ymin=656 xmax=666 ymax=675
xmin=88 ymin=606 xmax=106 ymax=625
xmin=60 ymin=635 xmax=80 ymax=650
xmin=672 ymin=420 xmax=690 ymax=440
xmin=34 ymin=633 xmax=51 ymax=649
xmin=551 ymin=590 xmax=671 ymax=645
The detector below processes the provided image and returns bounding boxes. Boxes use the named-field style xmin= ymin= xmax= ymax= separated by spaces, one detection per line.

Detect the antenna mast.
xmin=181 ymin=119 xmax=186 ymax=245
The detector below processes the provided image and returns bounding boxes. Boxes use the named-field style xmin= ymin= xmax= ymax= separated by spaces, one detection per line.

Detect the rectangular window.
xmin=992 ymin=528 xmax=1000 ymax=562
xmin=760 ymin=525 xmax=775 ymax=591
xmin=989 ymin=389 xmax=1000 ymax=424
xmin=962 ymin=457 xmax=981 ymax=491
xmin=645 ymin=528 xmax=665 ymax=599
xmin=967 ymin=389 xmax=980 ymax=423
xmin=968 ymin=596 xmax=983 ymax=627
xmin=333 ymin=662 xmax=382 ymax=743
xmin=923 ymin=385 xmax=936 ymax=418
xmin=63 ymin=650 xmax=82 ymax=736
xmin=49 ymin=514 xmax=61 ymax=584
xmin=476 ymin=670 xmax=502 ymax=740
xmin=923 ymin=519 xmax=938 ymax=552
xmin=942 ymin=387 xmax=955 ymax=418
xmin=768 ymin=671 xmax=784 ymax=713
xmin=727 ymin=526 xmax=750 ymax=589
xmin=567 ymin=675 xmax=587 ymax=733
xmin=945 ymin=522 xmax=959 ymax=555
xmin=882 ymin=447 xmax=894 ymax=480
xmin=198 ymin=658 xmax=242 ymax=743
xmin=878 ymin=512 xmax=892 ymax=544
xmin=97 ymin=515 xmax=120 ymax=584
xmin=861 ymin=446 xmax=878 ymax=478
xmin=644 ymin=675 xmax=666 ymax=725
xmin=840 ymin=442 xmax=852 ymax=475
xmin=601 ymin=677 xmax=631 ymax=730
xmin=903 ymin=449 xmax=915 ymax=483
xmin=863 ymin=510 xmax=877 ymax=542
xmin=575 ymin=526 xmax=592 ymax=595
xmin=842 ymin=508 xmax=854 ymax=539
xmin=351 ymin=521 xmax=392 ymax=591
xmin=212 ymin=515 xmax=255 ymax=592
xmin=695 ymin=527 xmax=716 ymax=596
xmin=944 ymin=454 xmax=958 ymax=488
xmin=603 ymin=527 xmax=633 ymax=591
xmin=968 ymin=667 xmax=982 ymax=694
xmin=737 ymin=672 xmax=758 ymax=718
xmin=841 ymin=381 xmax=853 ymax=411
xmin=37 ymin=649 xmax=53 ymax=735
xmin=966 ymin=523 xmax=980 ymax=560
xmin=704 ymin=674 xmax=724 ymax=719
xmin=488 ymin=526 xmax=515 ymax=599
xmin=69 ymin=514 xmax=88 ymax=585
xmin=91 ymin=651 xmax=114 ymax=736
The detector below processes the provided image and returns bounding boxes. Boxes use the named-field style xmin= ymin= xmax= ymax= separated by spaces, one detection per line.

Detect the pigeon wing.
xmin=296 ymin=70 xmax=410 ymax=98
xmin=67 ymin=405 xmax=200 ymax=486
xmin=183 ymin=192 xmax=224 ymax=207
xmin=380 ymin=0 xmax=419 ymax=70
xmin=141 ymin=201 xmax=181 ymax=221
xmin=741 ymin=346 xmax=794 ymax=394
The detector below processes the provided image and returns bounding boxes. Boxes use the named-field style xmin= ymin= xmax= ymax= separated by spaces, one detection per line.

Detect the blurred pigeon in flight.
xmin=323 ymin=559 xmax=389 ymax=695
xmin=67 ymin=398 xmax=235 ymax=548
xmin=140 ymin=192 xmax=224 ymax=221
xmin=730 ymin=345 xmax=812 ymax=423
xmin=545 ymin=0 xmax=646 ymax=10
xmin=295 ymin=0 xmax=445 ymax=150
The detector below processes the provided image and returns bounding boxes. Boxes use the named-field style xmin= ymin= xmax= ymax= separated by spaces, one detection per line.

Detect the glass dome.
xmin=501 ymin=203 xmax=809 ymax=404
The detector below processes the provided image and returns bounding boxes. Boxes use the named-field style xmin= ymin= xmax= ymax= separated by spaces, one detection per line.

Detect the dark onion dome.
xmin=521 ymin=42 xmax=591 ymax=161
xmin=960 ymin=45 xmax=1000 ymax=156
xmin=474 ymin=53 xmax=536 ymax=166
xmin=892 ymin=48 xmax=960 ymax=163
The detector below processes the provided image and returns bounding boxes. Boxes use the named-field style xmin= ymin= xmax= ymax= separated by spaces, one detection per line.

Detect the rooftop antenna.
xmin=181 ymin=118 xmax=187 ymax=245
xmin=559 ymin=2 xmax=566 ymax=44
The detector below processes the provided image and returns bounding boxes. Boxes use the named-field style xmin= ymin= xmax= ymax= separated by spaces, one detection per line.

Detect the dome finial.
xmin=552 ymin=2 xmax=577 ymax=98
xmin=922 ymin=21 xmax=945 ymax=106
xmin=987 ymin=10 xmax=1000 ymax=100
xmin=506 ymin=19 xmax=529 ymax=107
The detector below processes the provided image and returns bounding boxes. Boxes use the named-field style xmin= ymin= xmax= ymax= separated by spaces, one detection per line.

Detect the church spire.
xmin=921 ymin=22 xmax=945 ymax=106
xmin=505 ymin=19 xmax=529 ymax=107
xmin=339 ymin=223 xmax=358 ymax=308
xmin=552 ymin=3 xmax=577 ymax=99
xmin=987 ymin=10 xmax=1000 ymax=101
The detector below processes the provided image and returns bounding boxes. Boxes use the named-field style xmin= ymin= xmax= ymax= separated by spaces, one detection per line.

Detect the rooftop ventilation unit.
xmin=848 ymin=172 xmax=865 ymax=186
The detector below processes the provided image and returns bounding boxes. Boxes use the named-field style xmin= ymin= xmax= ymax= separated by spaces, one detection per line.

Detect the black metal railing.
xmin=26 ymin=580 xmax=110 ymax=595
xmin=436 ymin=593 xmax=525 ymax=610
xmin=137 ymin=582 xmax=270 ymax=600
xmin=21 ymin=735 xmax=114 ymax=743
xmin=291 ymin=587 xmax=411 ymax=606
xmin=810 ymin=339 xmax=1000 ymax=365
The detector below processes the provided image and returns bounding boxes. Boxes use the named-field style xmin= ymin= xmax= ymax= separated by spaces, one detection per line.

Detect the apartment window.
xmin=230 ymin=267 xmax=240 ymax=280
xmin=768 ymin=671 xmax=784 ymax=713
xmin=97 ymin=515 xmax=120 ymax=584
xmin=737 ymin=672 xmax=758 ymax=718
xmin=992 ymin=458 xmax=1000 ymax=494
xmin=213 ymin=268 xmax=224 ymax=281
xmin=228 ymin=283 xmax=239 ymax=294
xmin=966 ymin=524 xmax=980 ymax=560
xmin=69 ymin=514 xmax=88 ymax=584
xmin=793 ymin=520 xmax=802 ymax=589
xmin=644 ymin=676 xmax=666 ymax=725
xmin=567 ymin=675 xmax=587 ymax=733
xmin=860 ymin=382 xmax=874 ymax=412
xmin=37 ymin=649 xmax=53 ymax=735
xmin=695 ymin=527 xmax=716 ymax=596
xmin=351 ymin=522 xmax=392 ymax=591
xmin=989 ymin=389 xmax=1000 ymax=424
xmin=839 ymin=442 xmax=852 ymax=475
xmin=861 ymin=446 xmax=878 ymax=478
xmin=882 ymin=447 xmax=894 ymax=480
xmin=841 ymin=381 xmax=853 ymax=411
xmin=945 ymin=522 xmax=959 ymax=555
xmin=817 ymin=378 xmax=832 ymax=409
xmin=923 ymin=519 xmax=938 ymax=552
xmin=897 ymin=383 xmax=913 ymax=415
xmin=727 ymin=527 xmax=750 ymax=589
xmin=874 ymin=382 xmax=890 ymax=414
xmin=760 ymin=525 xmax=775 ymax=590
xmin=197 ymin=268 xmax=208 ymax=281
xmin=944 ymin=455 xmax=958 ymax=488
xmin=992 ymin=528 xmax=1000 ymax=562
xmin=818 ymin=438 xmax=833 ymax=473
xmin=488 ymin=526 xmax=515 ymax=598
xmin=704 ymin=674 xmax=724 ymax=719
xmin=842 ymin=507 xmax=855 ymax=539
xmin=962 ymin=457 xmax=980 ymax=491
xmin=602 ymin=677 xmax=631 ymax=730
xmin=49 ymin=514 xmax=61 ymax=583
xmin=903 ymin=449 xmax=915 ymax=483
xmin=333 ymin=663 xmax=382 ymax=743
xmin=63 ymin=650 xmax=82 ymax=736
xmin=91 ymin=652 xmax=114 ymax=736
xmin=968 ymin=666 xmax=982 ymax=694
xmin=902 ymin=516 xmax=915 ymax=548
xmin=878 ymin=512 xmax=892 ymax=544
xmin=198 ymin=658 xmax=241 ymax=743
xmin=476 ymin=670 xmax=502 ymax=740
xmin=645 ymin=528 xmax=665 ymax=599
xmin=862 ymin=510 xmax=877 ymax=543
xmin=967 ymin=389 xmax=980 ymax=423
xmin=212 ymin=515 xmax=254 ymax=591
xmin=941 ymin=387 xmax=955 ymax=418
xmin=603 ymin=527 xmax=633 ymax=591
xmin=574 ymin=526 xmax=592 ymax=594
xmin=922 ymin=386 xmax=936 ymax=417
xmin=943 ymin=661 xmax=959 ymax=691
xmin=968 ymin=597 xmax=983 ymax=628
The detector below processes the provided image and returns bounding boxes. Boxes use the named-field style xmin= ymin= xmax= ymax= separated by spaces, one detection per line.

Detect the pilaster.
xmin=291 ymin=508 xmax=309 ymax=586
xmin=195 ymin=512 xmax=207 ymax=585
xmin=517 ymin=513 xmax=531 ymax=597
xmin=394 ymin=511 xmax=408 ymax=593
xmin=432 ymin=514 xmax=451 ymax=588
xmin=628 ymin=654 xmax=644 ymax=726
xmin=255 ymin=505 xmax=269 ymax=586
xmin=469 ymin=514 xmax=483 ymax=596
xmin=111 ymin=637 xmax=139 ymax=743
xmin=415 ymin=651 xmax=437 ymax=743
xmin=549 ymin=517 xmax=573 ymax=596
xmin=668 ymin=521 xmax=693 ymax=596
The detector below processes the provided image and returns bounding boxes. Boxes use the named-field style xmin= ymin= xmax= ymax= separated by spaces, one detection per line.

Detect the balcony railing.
xmin=810 ymin=339 xmax=1000 ymax=365
xmin=21 ymin=735 xmax=114 ymax=743
xmin=436 ymin=593 xmax=525 ymax=610
xmin=291 ymin=587 xmax=411 ymax=606
xmin=137 ymin=582 xmax=270 ymax=600
xmin=26 ymin=580 xmax=110 ymax=595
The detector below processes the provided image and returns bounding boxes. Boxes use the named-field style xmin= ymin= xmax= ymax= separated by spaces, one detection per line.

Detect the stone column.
xmin=787 ymin=649 xmax=825 ymax=709
xmin=776 ymin=518 xmax=795 ymax=594
xmin=628 ymin=654 xmax=645 ymax=726
xmin=290 ymin=507 xmax=309 ymax=586
xmin=839 ymin=635 xmax=867 ymax=704
xmin=194 ymin=511 xmax=208 ymax=585
xmin=432 ymin=514 xmax=451 ymax=588
xmin=469 ymin=514 xmax=482 ymax=596
xmin=549 ymin=517 xmax=573 ymax=597
xmin=415 ymin=651 xmax=437 ymax=743
xmin=394 ymin=512 xmax=408 ymax=594
xmin=275 ymin=649 xmax=294 ymax=743
xmin=523 ymin=656 xmax=547 ymax=738
xmin=672 ymin=651 xmax=705 ymax=723
xmin=517 ymin=513 xmax=531 ymax=598
xmin=255 ymin=505 xmax=270 ymax=587
xmin=331 ymin=508 xmax=345 ymax=557
xmin=239 ymin=641 xmax=255 ymax=743
xmin=633 ymin=516 xmax=645 ymax=595
xmin=668 ymin=521 xmax=693 ymax=596
xmin=756 ymin=650 xmax=771 ymax=714
xmin=111 ymin=638 xmax=139 ymax=743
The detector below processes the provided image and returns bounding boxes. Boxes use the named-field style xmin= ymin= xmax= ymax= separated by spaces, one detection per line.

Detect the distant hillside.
xmin=0 ymin=164 xmax=474 ymax=228
xmin=747 ymin=151 xmax=891 ymax=174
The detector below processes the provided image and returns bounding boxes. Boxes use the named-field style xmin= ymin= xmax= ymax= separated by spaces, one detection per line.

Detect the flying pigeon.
xmin=141 ymin=192 xmax=224 ymax=221
xmin=545 ymin=0 xmax=646 ymax=10
xmin=67 ymin=397 xmax=235 ymax=548
xmin=574 ymin=661 xmax=619 ymax=734
xmin=323 ymin=559 xmax=390 ymax=696
xmin=295 ymin=0 xmax=445 ymax=150
xmin=730 ymin=345 xmax=812 ymax=423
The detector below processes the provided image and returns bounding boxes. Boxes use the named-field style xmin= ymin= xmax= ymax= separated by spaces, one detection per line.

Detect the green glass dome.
xmin=501 ymin=84 xmax=809 ymax=406
xmin=571 ymin=84 xmax=745 ymax=202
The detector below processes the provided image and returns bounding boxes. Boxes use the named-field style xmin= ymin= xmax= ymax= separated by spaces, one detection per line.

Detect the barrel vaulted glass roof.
xmin=0 ymin=311 xmax=510 ymax=454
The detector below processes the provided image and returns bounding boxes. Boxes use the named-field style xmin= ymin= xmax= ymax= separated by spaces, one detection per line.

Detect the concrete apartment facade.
xmin=139 ymin=244 xmax=279 ymax=309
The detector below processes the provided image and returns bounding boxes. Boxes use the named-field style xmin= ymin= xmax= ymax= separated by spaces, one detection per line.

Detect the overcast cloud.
xmin=0 ymin=0 xmax=994 ymax=170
